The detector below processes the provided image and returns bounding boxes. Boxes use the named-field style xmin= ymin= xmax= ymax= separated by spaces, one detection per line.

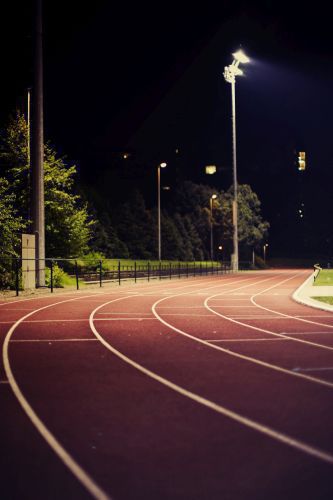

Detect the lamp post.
xmin=224 ymin=49 xmax=249 ymax=272
xmin=157 ymin=162 xmax=167 ymax=261
xmin=210 ymin=194 xmax=217 ymax=261
xmin=263 ymin=243 xmax=269 ymax=264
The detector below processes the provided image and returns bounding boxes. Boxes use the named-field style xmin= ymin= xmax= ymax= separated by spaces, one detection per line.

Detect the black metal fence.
xmin=0 ymin=257 xmax=253 ymax=296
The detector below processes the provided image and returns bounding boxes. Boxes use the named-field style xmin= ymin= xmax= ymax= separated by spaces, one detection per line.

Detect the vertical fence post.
xmin=169 ymin=262 xmax=172 ymax=279
xmin=178 ymin=262 xmax=181 ymax=278
xmin=134 ymin=261 xmax=137 ymax=283
xmin=15 ymin=258 xmax=19 ymax=296
xmin=200 ymin=262 xmax=202 ymax=275
xmin=194 ymin=262 xmax=196 ymax=277
xmin=159 ymin=261 xmax=162 ymax=280
xmin=186 ymin=262 xmax=189 ymax=278
xmin=50 ymin=260 xmax=54 ymax=293
xmin=75 ymin=260 xmax=79 ymax=290
xmin=99 ymin=260 xmax=102 ymax=287
xmin=118 ymin=261 xmax=121 ymax=285
xmin=148 ymin=262 xmax=150 ymax=282
xmin=206 ymin=261 xmax=208 ymax=275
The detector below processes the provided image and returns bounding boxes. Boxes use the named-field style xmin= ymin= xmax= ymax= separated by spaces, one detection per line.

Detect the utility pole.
xmin=31 ymin=0 xmax=45 ymax=286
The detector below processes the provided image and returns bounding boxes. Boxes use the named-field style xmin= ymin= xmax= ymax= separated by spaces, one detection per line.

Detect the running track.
xmin=1 ymin=269 xmax=333 ymax=499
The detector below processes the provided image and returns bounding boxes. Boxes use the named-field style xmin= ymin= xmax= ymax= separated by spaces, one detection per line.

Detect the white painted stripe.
xmin=207 ymin=338 xmax=289 ymax=343
xmin=90 ymin=298 xmax=333 ymax=466
xmin=293 ymin=367 xmax=333 ymax=373
xmin=10 ymin=338 xmax=98 ymax=343
xmin=251 ymin=276 xmax=333 ymax=333
xmin=152 ymin=276 xmax=333 ymax=389
xmin=2 ymin=292 xmax=115 ymax=500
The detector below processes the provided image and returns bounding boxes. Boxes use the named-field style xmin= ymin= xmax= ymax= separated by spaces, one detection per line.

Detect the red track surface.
xmin=1 ymin=269 xmax=333 ymax=499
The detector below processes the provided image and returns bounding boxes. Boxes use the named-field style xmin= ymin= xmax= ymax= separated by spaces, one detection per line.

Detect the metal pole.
xmin=75 ymin=260 xmax=79 ymax=290
xmin=231 ymin=79 xmax=239 ymax=272
xmin=158 ymin=166 xmax=161 ymax=261
xmin=15 ymin=258 xmax=19 ymax=296
xmin=99 ymin=260 xmax=102 ymax=287
xmin=118 ymin=261 xmax=121 ymax=285
xmin=50 ymin=259 xmax=53 ymax=293
xmin=210 ymin=197 xmax=214 ymax=261
xmin=134 ymin=261 xmax=137 ymax=283
xmin=31 ymin=0 xmax=45 ymax=286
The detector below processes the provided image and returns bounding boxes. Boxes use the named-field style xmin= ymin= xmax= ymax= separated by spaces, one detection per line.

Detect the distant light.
xmin=205 ymin=165 xmax=216 ymax=175
xmin=298 ymin=151 xmax=306 ymax=171
xmin=232 ymin=50 xmax=250 ymax=64
xmin=160 ymin=162 xmax=167 ymax=168
xmin=175 ymin=148 xmax=179 ymax=154
xmin=218 ymin=245 xmax=223 ymax=250
xmin=211 ymin=194 xmax=217 ymax=199
xmin=162 ymin=186 xmax=171 ymax=191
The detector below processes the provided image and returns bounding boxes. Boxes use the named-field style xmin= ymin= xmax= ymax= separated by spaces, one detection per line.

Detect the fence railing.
xmin=0 ymin=258 xmax=253 ymax=296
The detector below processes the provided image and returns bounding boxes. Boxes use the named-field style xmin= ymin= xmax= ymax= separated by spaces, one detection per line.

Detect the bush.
xmin=45 ymin=263 xmax=68 ymax=288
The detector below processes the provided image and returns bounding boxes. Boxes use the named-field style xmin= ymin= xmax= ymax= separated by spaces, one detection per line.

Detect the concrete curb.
xmin=292 ymin=273 xmax=333 ymax=313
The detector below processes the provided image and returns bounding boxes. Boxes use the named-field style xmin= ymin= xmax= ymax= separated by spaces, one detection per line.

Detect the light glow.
xmin=232 ymin=50 xmax=250 ymax=64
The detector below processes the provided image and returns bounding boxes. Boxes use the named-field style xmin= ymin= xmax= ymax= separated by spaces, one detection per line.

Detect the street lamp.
xmin=263 ymin=243 xmax=269 ymax=264
xmin=224 ymin=49 xmax=249 ymax=272
xmin=210 ymin=194 xmax=217 ymax=261
xmin=157 ymin=162 xmax=167 ymax=261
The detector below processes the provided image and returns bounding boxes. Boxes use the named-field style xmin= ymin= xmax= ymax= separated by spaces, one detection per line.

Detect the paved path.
xmin=1 ymin=270 xmax=333 ymax=499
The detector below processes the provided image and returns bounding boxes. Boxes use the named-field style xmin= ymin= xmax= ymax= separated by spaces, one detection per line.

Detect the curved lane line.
xmin=90 ymin=298 xmax=333 ymax=466
xmin=152 ymin=276 xmax=333 ymax=389
xmin=250 ymin=275 xmax=333 ymax=330
xmin=206 ymin=272 xmax=333 ymax=353
xmin=2 ymin=292 xmax=123 ymax=500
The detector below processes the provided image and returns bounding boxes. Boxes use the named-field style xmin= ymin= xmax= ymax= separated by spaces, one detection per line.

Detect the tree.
xmin=0 ymin=177 xmax=25 ymax=257
xmin=0 ymin=111 xmax=94 ymax=258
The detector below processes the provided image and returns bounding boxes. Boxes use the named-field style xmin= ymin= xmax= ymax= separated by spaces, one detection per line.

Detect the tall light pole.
xmin=224 ymin=49 xmax=249 ymax=272
xmin=263 ymin=243 xmax=268 ymax=264
xmin=157 ymin=162 xmax=167 ymax=261
xmin=210 ymin=194 xmax=217 ymax=261
xmin=31 ymin=0 xmax=45 ymax=286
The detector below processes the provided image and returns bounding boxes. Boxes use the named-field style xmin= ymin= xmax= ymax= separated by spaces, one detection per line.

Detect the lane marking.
xmin=250 ymin=277 xmax=333 ymax=332
xmin=3 ymin=292 xmax=115 ymax=500
xmin=207 ymin=272 xmax=333 ymax=353
xmin=153 ymin=276 xmax=333 ymax=389
xmin=293 ymin=367 xmax=333 ymax=373
xmin=207 ymin=338 xmax=289 ymax=343
xmin=90 ymin=299 xmax=333 ymax=466
xmin=10 ymin=338 xmax=98 ymax=343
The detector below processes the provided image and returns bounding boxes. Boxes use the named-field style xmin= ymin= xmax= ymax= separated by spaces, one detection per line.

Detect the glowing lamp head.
xmin=232 ymin=50 xmax=250 ymax=64
xmin=211 ymin=194 xmax=217 ymax=200
xmin=159 ymin=162 xmax=167 ymax=168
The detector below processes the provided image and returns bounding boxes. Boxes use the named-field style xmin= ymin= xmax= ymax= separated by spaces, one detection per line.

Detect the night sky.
xmin=1 ymin=1 xmax=333 ymax=260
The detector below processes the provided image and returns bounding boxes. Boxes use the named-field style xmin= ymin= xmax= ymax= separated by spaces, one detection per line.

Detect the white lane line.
xmin=207 ymin=272 xmax=333 ymax=353
xmin=293 ymin=366 xmax=333 ymax=373
xmin=97 ymin=312 xmax=153 ymax=315
xmin=208 ymin=305 xmax=257 ymax=308
xmin=286 ymin=331 xmax=333 ymax=336
xmin=0 ymin=319 xmax=89 ymax=324
xmin=207 ymin=338 xmax=289 ymax=343
xmin=3 ymin=292 xmax=116 ymax=500
xmin=94 ymin=318 xmax=157 ymax=321
xmin=251 ymin=276 xmax=333 ymax=331
xmin=153 ymin=276 xmax=333 ymax=389
xmin=90 ymin=298 xmax=333 ymax=466
xmin=10 ymin=338 xmax=98 ymax=343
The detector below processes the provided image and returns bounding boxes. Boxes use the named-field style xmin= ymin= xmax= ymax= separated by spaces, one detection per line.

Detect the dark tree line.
xmin=0 ymin=112 xmax=269 ymax=261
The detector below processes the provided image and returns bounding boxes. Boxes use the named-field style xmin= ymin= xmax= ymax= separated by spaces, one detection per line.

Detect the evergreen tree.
xmin=0 ymin=111 xmax=94 ymax=258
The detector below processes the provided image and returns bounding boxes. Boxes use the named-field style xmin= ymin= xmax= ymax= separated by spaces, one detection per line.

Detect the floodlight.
xmin=232 ymin=50 xmax=250 ymax=64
